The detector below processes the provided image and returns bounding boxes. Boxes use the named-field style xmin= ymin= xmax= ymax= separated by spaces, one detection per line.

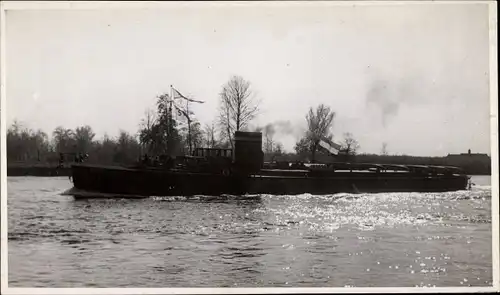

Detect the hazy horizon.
xmin=4 ymin=2 xmax=493 ymax=157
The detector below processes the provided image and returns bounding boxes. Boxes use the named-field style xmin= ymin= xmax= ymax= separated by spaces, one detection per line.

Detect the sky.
xmin=4 ymin=2 xmax=493 ymax=156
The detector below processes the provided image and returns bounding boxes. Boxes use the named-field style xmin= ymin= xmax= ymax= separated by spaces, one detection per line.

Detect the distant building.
xmin=445 ymin=150 xmax=491 ymax=175
xmin=445 ymin=151 xmax=490 ymax=162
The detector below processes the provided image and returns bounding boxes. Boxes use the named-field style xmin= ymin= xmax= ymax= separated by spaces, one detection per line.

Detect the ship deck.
xmin=71 ymin=163 xmax=466 ymax=176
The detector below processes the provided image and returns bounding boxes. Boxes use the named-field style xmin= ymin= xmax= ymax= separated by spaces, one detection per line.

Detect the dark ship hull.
xmin=63 ymin=131 xmax=469 ymax=198
xmin=64 ymin=163 xmax=469 ymax=198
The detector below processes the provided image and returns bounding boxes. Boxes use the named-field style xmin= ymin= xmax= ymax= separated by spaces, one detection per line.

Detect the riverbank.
xmin=7 ymin=150 xmax=492 ymax=177
xmin=7 ymin=163 xmax=71 ymax=177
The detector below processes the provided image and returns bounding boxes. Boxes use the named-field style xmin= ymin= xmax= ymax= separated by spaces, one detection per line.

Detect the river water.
xmin=7 ymin=176 xmax=493 ymax=288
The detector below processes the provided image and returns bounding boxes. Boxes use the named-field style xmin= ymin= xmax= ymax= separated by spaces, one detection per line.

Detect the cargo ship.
xmin=62 ymin=131 xmax=470 ymax=198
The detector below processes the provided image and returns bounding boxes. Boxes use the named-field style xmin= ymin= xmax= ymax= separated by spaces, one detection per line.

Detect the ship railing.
xmin=401 ymin=164 xmax=466 ymax=176
xmin=379 ymin=164 xmax=410 ymax=172
xmin=327 ymin=163 xmax=463 ymax=175
xmin=288 ymin=162 xmax=466 ymax=176
xmin=325 ymin=163 xmax=386 ymax=172
xmin=404 ymin=165 xmax=433 ymax=175
xmin=304 ymin=163 xmax=328 ymax=169
xmin=431 ymin=165 xmax=466 ymax=176
xmin=192 ymin=147 xmax=233 ymax=158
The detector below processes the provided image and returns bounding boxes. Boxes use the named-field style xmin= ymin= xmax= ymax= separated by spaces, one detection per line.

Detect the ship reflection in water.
xmin=7 ymin=176 xmax=492 ymax=288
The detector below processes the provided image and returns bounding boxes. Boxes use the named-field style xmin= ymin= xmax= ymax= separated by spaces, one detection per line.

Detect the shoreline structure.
xmin=7 ymin=151 xmax=491 ymax=177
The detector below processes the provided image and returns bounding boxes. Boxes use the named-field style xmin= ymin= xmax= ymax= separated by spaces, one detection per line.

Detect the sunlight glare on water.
xmin=7 ymin=176 xmax=493 ymax=287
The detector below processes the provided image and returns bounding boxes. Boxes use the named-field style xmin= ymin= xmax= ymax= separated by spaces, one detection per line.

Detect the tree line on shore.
xmin=7 ymin=75 xmax=352 ymax=165
xmin=6 ymin=75 xmax=491 ymax=174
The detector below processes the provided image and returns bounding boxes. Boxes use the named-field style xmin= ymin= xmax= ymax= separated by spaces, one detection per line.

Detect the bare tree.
xmin=264 ymin=134 xmax=274 ymax=154
xmin=381 ymin=142 xmax=388 ymax=156
xmin=262 ymin=124 xmax=276 ymax=154
xmin=189 ymin=122 xmax=204 ymax=151
xmin=10 ymin=120 xmax=23 ymax=134
xmin=7 ymin=121 xmax=51 ymax=162
xmin=203 ymin=122 xmax=218 ymax=148
xmin=140 ymin=108 xmax=157 ymax=135
xmin=74 ymin=125 xmax=96 ymax=154
xmin=138 ymin=108 xmax=159 ymax=154
xmin=341 ymin=132 xmax=360 ymax=155
xmin=218 ymin=75 xmax=260 ymax=147
xmin=218 ymin=98 xmax=234 ymax=148
xmin=156 ymin=93 xmax=182 ymax=156
xmin=114 ymin=130 xmax=142 ymax=164
xmin=294 ymin=137 xmax=310 ymax=156
xmin=52 ymin=126 xmax=76 ymax=153
xmin=303 ymin=104 xmax=335 ymax=162
xmin=274 ymin=142 xmax=284 ymax=155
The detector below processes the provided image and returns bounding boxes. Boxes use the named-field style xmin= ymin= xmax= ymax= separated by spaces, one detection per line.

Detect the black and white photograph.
xmin=0 ymin=0 xmax=498 ymax=292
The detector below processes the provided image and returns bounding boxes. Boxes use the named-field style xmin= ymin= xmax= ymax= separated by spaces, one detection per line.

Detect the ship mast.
xmin=168 ymin=85 xmax=174 ymax=156
xmin=186 ymin=99 xmax=192 ymax=155
xmin=170 ymin=85 xmax=204 ymax=155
